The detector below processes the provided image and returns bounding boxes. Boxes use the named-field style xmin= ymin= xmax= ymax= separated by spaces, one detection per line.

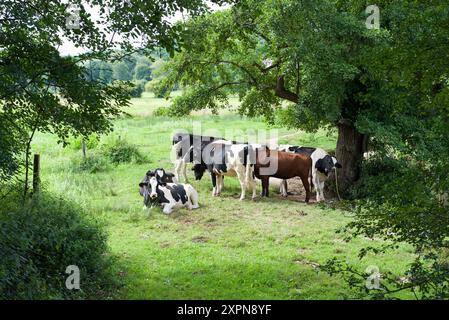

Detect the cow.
xmin=139 ymin=169 xmax=176 ymax=209
xmin=279 ymin=146 xmax=342 ymax=202
xmin=172 ymin=132 xmax=224 ymax=183
xmin=254 ymin=148 xmax=312 ymax=203
xmin=140 ymin=168 xmax=199 ymax=214
xmin=193 ymin=140 xmax=257 ymax=200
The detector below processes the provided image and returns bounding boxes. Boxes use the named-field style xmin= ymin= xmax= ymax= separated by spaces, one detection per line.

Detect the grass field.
xmin=32 ymin=92 xmax=415 ymax=299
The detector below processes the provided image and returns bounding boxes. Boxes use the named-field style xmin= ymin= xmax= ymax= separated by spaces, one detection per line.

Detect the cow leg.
xmin=220 ymin=176 xmax=225 ymax=192
xmin=182 ymin=161 xmax=189 ymax=183
xmin=261 ymin=177 xmax=269 ymax=197
xmin=280 ymin=180 xmax=288 ymax=197
xmin=265 ymin=177 xmax=270 ymax=197
xmin=216 ymin=175 xmax=223 ymax=196
xmin=163 ymin=205 xmax=174 ymax=215
xmin=318 ymin=180 xmax=325 ymax=202
xmin=211 ymin=173 xmax=218 ymax=196
xmin=188 ymin=186 xmax=200 ymax=209
xmin=249 ymin=177 xmax=257 ymax=200
xmin=174 ymin=159 xmax=182 ymax=182
xmin=300 ymin=175 xmax=311 ymax=203
xmin=236 ymin=169 xmax=246 ymax=200
xmin=312 ymin=172 xmax=321 ymax=202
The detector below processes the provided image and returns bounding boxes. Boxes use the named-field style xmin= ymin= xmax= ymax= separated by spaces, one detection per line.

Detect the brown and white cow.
xmin=254 ymin=148 xmax=312 ymax=203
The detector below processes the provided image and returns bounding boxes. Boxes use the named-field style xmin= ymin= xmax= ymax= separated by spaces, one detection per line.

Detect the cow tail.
xmin=172 ymin=141 xmax=182 ymax=160
xmin=183 ymin=146 xmax=194 ymax=162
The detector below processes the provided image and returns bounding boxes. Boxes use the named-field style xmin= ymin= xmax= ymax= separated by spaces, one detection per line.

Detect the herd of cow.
xmin=138 ymin=132 xmax=342 ymax=214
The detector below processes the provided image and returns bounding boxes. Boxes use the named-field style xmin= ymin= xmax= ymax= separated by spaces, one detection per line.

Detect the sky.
xmin=59 ymin=1 xmax=228 ymax=56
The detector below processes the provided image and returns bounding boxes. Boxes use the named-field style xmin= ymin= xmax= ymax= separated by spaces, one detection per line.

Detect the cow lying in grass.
xmin=278 ymin=146 xmax=342 ymax=202
xmin=139 ymin=168 xmax=199 ymax=214
xmin=139 ymin=169 xmax=176 ymax=209
xmin=254 ymin=148 xmax=312 ymax=203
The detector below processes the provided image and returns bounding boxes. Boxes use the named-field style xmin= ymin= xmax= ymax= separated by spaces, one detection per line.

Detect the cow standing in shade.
xmin=193 ymin=140 xmax=257 ymax=200
xmin=254 ymin=148 xmax=312 ymax=203
xmin=278 ymin=146 xmax=342 ymax=202
xmin=172 ymin=132 xmax=223 ymax=183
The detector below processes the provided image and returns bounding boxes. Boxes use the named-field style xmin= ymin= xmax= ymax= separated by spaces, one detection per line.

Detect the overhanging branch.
xmin=274 ymin=75 xmax=299 ymax=103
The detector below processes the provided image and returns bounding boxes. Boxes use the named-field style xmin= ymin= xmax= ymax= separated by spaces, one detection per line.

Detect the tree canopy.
xmin=0 ymin=0 xmax=232 ymax=184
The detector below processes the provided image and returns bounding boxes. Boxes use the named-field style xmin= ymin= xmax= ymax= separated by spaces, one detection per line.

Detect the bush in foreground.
xmin=0 ymin=191 xmax=118 ymax=299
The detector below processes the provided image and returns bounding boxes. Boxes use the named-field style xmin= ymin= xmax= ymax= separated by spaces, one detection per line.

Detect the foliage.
xmin=69 ymin=135 xmax=100 ymax=151
xmin=160 ymin=0 xmax=384 ymax=125
xmin=152 ymin=106 xmax=173 ymax=117
xmin=157 ymin=0 xmax=389 ymax=191
xmin=130 ymin=80 xmax=146 ymax=98
xmin=319 ymin=0 xmax=449 ymax=299
xmin=0 ymin=190 xmax=118 ymax=299
xmin=0 ymin=0 xmax=233 ymax=185
xmin=134 ymin=64 xmax=152 ymax=81
xmin=71 ymin=152 xmax=111 ymax=173
xmin=158 ymin=0 xmax=449 ymax=299
xmin=112 ymin=61 xmax=134 ymax=81
xmin=102 ymin=138 xmax=147 ymax=165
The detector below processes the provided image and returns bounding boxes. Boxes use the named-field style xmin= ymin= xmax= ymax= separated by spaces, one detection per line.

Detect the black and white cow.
xmin=172 ymin=132 xmax=223 ymax=183
xmin=193 ymin=140 xmax=257 ymax=200
xmin=278 ymin=145 xmax=342 ymax=202
xmin=140 ymin=168 xmax=199 ymax=214
xmin=139 ymin=169 xmax=176 ymax=209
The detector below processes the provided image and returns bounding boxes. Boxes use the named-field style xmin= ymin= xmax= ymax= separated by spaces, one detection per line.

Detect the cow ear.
xmin=335 ymin=162 xmax=342 ymax=169
xmin=139 ymin=182 xmax=147 ymax=187
xmin=146 ymin=171 xmax=155 ymax=177
xmin=156 ymin=169 xmax=165 ymax=178
xmin=315 ymin=159 xmax=323 ymax=169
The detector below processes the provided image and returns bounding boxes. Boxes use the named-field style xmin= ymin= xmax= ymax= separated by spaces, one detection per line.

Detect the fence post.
xmin=33 ymin=154 xmax=40 ymax=193
xmin=82 ymin=139 xmax=87 ymax=159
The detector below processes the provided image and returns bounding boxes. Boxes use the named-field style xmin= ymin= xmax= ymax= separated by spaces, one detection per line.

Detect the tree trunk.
xmin=334 ymin=123 xmax=366 ymax=196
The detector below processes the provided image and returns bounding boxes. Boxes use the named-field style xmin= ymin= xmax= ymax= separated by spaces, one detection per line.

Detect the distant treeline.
xmin=84 ymin=51 xmax=171 ymax=98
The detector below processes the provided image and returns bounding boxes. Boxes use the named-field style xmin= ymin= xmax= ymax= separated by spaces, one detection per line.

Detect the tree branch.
xmin=274 ymin=75 xmax=299 ymax=103
xmin=253 ymin=61 xmax=282 ymax=73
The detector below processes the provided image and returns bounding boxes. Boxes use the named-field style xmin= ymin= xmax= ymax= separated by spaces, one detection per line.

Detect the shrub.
xmin=103 ymin=138 xmax=146 ymax=164
xmin=144 ymin=79 xmax=168 ymax=98
xmin=0 ymin=191 xmax=118 ymax=299
xmin=68 ymin=135 xmax=100 ymax=151
xmin=130 ymin=80 xmax=145 ymax=98
xmin=71 ymin=152 xmax=111 ymax=173
xmin=153 ymin=106 xmax=171 ymax=117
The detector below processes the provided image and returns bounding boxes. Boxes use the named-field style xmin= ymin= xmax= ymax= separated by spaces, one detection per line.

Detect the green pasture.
xmin=31 ymin=92 xmax=415 ymax=299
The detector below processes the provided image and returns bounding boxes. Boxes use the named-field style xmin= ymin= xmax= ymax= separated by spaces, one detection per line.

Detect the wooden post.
xmin=82 ymin=139 xmax=87 ymax=159
xmin=32 ymin=154 xmax=40 ymax=193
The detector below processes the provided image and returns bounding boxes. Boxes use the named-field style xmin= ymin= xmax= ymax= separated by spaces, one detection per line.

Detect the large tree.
xmin=159 ymin=0 xmax=385 ymax=193
xmin=0 ymin=0 xmax=231 ymax=191
xmin=159 ymin=0 xmax=449 ymax=298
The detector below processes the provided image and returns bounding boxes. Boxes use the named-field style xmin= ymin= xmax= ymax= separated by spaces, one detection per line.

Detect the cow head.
xmin=139 ymin=177 xmax=154 ymax=207
xmin=139 ymin=168 xmax=175 ymax=207
xmin=192 ymin=163 xmax=207 ymax=180
xmin=148 ymin=176 xmax=160 ymax=200
xmin=315 ymin=155 xmax=342 ymax=176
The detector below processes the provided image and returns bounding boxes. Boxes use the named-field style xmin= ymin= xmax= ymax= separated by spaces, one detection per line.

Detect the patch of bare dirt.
xmin=294 ymin=259 xmax=320 ymax=269
xmin=191 ymin=236 xmax=209 ymax=243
